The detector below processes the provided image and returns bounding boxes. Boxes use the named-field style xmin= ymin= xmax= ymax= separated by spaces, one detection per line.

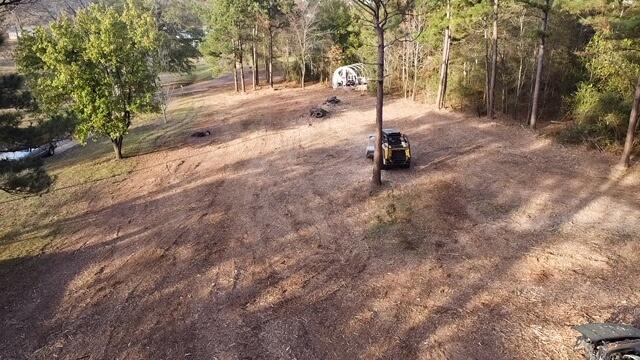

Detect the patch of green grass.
xmin=367 ymin=192 xmax=414 ymax=238
xmin=557 ymin=123 xmax=621 ymax=152
xmin=159 ymin=61 xmax=212 ymax=86
xmin=0 ymin=226 xmax=59 ymax=261
xmin=0 ymin=187 xmax=77 ymax=262
xmin=0 ymin=94 xmax=201 ymax=262
xmin=191 ymin=62 xmax=214 ymax=82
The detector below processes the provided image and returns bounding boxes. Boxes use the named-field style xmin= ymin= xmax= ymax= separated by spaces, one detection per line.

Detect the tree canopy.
xmin=16 ymin=1 xmax=161 ymax=160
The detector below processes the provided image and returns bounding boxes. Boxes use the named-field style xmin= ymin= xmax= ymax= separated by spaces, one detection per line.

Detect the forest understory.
xmin=1 ymin=77 xmax=639 ymax=360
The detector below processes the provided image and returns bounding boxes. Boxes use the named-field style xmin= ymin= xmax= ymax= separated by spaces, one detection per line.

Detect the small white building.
xmin=332 ymin=64 xmax=368 ymax=89
xmin=5 ymin=27 xmax=35 ymax=42
xmin=6 ymin=30 xmax=19 ymax=41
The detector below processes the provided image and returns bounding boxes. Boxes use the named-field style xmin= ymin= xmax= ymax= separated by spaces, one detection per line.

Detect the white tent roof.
xmin=332 ymin=64 xmax=368 ymax=89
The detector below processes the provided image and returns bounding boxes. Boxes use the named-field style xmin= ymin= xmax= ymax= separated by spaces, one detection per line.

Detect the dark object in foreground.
xmin=28 ymin=143 xmax=56 ymax=158
xmin=574 ymin=323 xmax=640 ymax=360
xmin=191 ymin=130 xmax=211 ymax=138
xmin=0 ymin=157 xmax=52 ymax=194
xmin=325 ymin=96 xmax=341 ymax=105
xmin=366 ymin=129 xmax=411 ymax=169
xmin=310 ymin=107 xmax=328 ymax=118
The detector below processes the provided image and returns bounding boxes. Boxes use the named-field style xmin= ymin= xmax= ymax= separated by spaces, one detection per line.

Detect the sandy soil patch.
xmin=1 ymin=79 xmax=639 ymax=359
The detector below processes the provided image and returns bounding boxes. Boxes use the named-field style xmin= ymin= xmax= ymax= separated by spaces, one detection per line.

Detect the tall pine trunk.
xmin=263 ymin=48 xmax=269 ymax=82
xmin=526 ymin=47 xmax=537 ymax=122
xmin=264 ymin=43 xmax=269 ymax=85
xmin=268 ymin=29 xmax=274 ymax=88
xmin=252 ymin=26 xmax=259 ymax=90
xmin=529 ymin=0 xmax=550 ymax=129
xmin=239 ymin=42 xmax=246 ymax=93
xmin=437 ymin=29 xmax=451 ymax=109
xmin=285 ymin=45 xmax=290 ymax=81
xmin=484 ymin=28 xmax=490 ymax=114
xmin=301 ymin=59 xmax=306 ymax=89
xmin=515 ymin=56 xmax=524 ymax=117
xmin=514 ymin=12 xmax=525 ymax=118
xmin=402 ymin=39 xmax=407 ymax=98
xmin=501 ymin=54 xmax=507 ymax=113
xmin=620 ymin=76 xmax=640 ymax=168
xmin=233 ymin=60 xmax=239 ymax=93
xmin=373 ymin=24 xmax=385 ymax=188
xmin=437 ymin=0 xmax=451 ymax=109
xmin=463 ymin=61 xmax=468 ymax=85
xmin=488 ymin=0 xmax=498 ymax=118
xmin=412 ymin=41 xmax=419 ymax=101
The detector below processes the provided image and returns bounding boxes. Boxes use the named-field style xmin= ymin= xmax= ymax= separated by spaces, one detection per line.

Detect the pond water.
xmin=0 ymin=149 xmax=31 ymax=160
xmin=0 ymin=139 xmax=76 ymax=161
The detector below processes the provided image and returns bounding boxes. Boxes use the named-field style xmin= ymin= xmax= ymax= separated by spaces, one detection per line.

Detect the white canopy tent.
xmin=332 ymin=64 xmax=368 ymax=89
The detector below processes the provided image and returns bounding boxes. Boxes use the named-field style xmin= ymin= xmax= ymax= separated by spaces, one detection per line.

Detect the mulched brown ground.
xmin=1 ymin=80 xmax=639 ymax=360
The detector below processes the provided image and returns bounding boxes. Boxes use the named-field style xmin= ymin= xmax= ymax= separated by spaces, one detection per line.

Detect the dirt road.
xmin=1 ymin=79 xmax=639 ymax=359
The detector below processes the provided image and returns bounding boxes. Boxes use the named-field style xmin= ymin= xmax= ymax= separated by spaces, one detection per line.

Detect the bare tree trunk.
xmin=263 ymin=43 xmax=269 ymax=84
xmin=503 ymin=86 xmax=507 ymax=114
xmin=437 ymin=0 xmax=452 ymax=109
xmin=484 ymin=28 xmax=490 ymax=114
xmin=527 ymin=47 xmax=537 ymax=122
xmin=252 ymin=26 xmax=258 ymax=90
xmin=436 ymin=31 xmax=450 ymax=108
xmin=268 ymin=29 xmax=274 ymax=88
xmin=372 ymin=24 xmax=385 ymax=188
xmin=442 ymin=35 xmax=451 ymax=109
xmin=529 ymin=0 xmax=550 ymax=129
xmin=488 ymin=0 xmax=498 ymax=118
xmin=251 ymin=52 xmax=256 ymax=91
xmin=412 ymin=41 xmax=419 ymax=101
xmin=301 ymin=59 xmax=306 ymax=89
xmin=514 ymin=12 xmax=525 ymax=118
xmin=402 ymin=39 xmax=408 ymax=98
xmin=284 ymin=44 xmax=290 ymax=82
xmin=239 ymin=42 xmax=246 ymax=93
xmin=233 ymin=60 xmax=239 ymax=93
xmin=112 ymin=136 xmax=123 ymax=160
xmin=515 ymin=57 xmax=524 ymax=116
xmin=463 ymin=61 xmax=468 ymax=85
xmin=160 ymin=85 xmax=170 ymax=124
xmin=620 ymin=76 xmax=640 ymax=168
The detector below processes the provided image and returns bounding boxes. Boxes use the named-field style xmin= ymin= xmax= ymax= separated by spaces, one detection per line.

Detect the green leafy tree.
xmin=559 ymin=0 xmax=640 ymax=162
xmin=317 ymin=0 xmax=361 ymax=64
xmin=257 ymin=0 xmax=294 ymax=88
xmin=0 ymin=35 xmax=74 ymax=194
xmin=201 ymin=0 xmax=255 ymax=93
xmin=0 ymin=72 xmax=50 ymax=194
xmin=100 ymin=0 xmax=204 ymax=73
xmin=17 ymin=1 xmax=161 ymax=160
xmin=153 ymin=0 xmax=204 ymax=73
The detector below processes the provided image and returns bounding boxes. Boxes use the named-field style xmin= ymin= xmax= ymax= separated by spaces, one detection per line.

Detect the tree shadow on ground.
xmin=1 ymin=87 xmax=639 ymax=360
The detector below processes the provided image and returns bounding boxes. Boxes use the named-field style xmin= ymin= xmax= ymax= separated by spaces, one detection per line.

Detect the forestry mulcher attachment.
xmin=574 ymin=323 xmax=640 ymax=360
xmin=366 ymin=129 xmax=411 ymax=169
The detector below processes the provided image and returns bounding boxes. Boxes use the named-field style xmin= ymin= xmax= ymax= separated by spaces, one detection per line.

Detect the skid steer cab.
xmin=574 ymin=323 xmax=640 ymax=360
xmin=366 ymin=129 xmax=411 ymax=169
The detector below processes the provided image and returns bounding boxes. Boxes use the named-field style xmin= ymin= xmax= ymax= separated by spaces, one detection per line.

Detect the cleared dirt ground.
xmin=1 ymin=78 xmax=640 ymax=360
